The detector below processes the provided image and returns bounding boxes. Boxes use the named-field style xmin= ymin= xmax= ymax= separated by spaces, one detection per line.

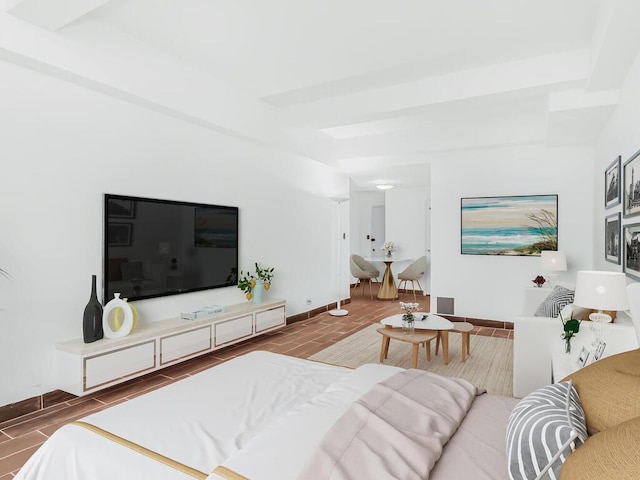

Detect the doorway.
xmin=370 ymin=205 xmax=385 ymax=256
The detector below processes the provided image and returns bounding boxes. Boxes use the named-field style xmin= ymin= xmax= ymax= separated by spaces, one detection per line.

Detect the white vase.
xmin=252 ymin=280 xmax=265 ymax=304
xmin=103 ymin=293 xmax=134 ymax=338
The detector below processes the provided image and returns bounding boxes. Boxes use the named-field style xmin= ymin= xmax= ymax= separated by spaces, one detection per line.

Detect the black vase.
xmin=83 ymin=275 xmax=104 ymax=343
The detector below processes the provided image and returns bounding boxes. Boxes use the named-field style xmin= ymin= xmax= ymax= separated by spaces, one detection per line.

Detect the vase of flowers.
xmin=561 ymin=313 xmax=581 ymax=353
xmin=400 ymin=301 xmax=419 ymax=334
xmin=382 ymin=241 xmax=397 ymax=258
xmin=532 ymin=275 xmax=546 ymax=288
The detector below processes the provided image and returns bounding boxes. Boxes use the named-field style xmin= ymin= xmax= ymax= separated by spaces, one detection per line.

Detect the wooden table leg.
xmin=441 ymin=330 xmax=449 ymax=365
xmin=412 ymin=344 xmax=419 ymax=368
xmin=380 ymin=335 xmax=390 ymax=362
xmin=424 ymin=341 xmax=431 ymax=361
xmin=461 ymin=333 xmax=467 ymax=362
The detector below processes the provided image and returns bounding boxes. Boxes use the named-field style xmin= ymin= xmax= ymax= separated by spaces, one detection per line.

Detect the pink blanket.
xmin=298 ymin=369 xmax=482 ymax=480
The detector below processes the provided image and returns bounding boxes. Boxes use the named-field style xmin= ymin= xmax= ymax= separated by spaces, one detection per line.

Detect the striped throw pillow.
xmin=534 ymin=285 xmax=575 ymax=318
xmin=506 ymin=381 xmax=588 ymax=480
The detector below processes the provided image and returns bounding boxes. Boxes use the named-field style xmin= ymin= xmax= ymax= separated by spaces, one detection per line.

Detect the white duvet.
xmin=16 ymin=351 xmax=355 ymax=480
xmin=16 ymin=350 xmax=515 ymax=480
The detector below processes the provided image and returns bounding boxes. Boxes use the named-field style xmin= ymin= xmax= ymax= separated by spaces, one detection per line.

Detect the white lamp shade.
xmin=540 ymin=251 xmax=567 ymax=271
xmin=574 ymin=271 xmax=629 ymax=311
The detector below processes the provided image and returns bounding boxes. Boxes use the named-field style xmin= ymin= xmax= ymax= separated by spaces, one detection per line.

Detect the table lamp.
xmin=574 ymin=271 xmax=629 ymax=344
xmin=574 ymin=270 xmax=629 ymax=322
xmin=540 ymin=250 xmax=567 ymax=286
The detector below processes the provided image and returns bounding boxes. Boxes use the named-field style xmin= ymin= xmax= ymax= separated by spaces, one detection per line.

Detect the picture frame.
xmin=107 ymin=198 xmax=136 ymax=218
xmin=623 ymin=222 xmax=640 ymax=280
xmin=605 ymin=155 xmax=621 ymax=209
xmin=622 ymin=148 xmax=640 ymax=218
xmin=576 ymin=346 xmax=591 ymax=368
xmin=107 ymin=223 xmax=132 ymax=246
xmin=605 ymin=212 xmax=621 ymax=264
xmin=593 ymin=339 xmax=607 ymax=361
xmin=460 ymin=194 xmax=558 ymax=256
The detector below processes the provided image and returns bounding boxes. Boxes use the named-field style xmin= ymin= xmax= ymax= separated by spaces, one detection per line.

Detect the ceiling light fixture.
xmin=376 ymin=184 xmax=394 ymax=190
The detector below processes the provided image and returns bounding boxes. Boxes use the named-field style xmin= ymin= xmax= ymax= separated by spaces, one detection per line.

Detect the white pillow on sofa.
xmin=534 ymin=285 xmax=575 ymax=318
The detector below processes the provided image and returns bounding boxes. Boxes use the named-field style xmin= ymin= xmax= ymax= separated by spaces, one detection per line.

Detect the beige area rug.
xmin=309 ymin=324 xmax=514 ymax=397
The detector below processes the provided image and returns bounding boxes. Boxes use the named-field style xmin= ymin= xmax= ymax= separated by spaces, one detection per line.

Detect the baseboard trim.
xmin=286 ymin=298 xmax=352 ymax=325
xmin=437 ymin=314 xmax=514 ymax=330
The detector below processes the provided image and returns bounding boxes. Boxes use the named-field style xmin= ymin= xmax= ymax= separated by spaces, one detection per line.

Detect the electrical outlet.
xmin=306 ymin=299 xmax=312 ymax=305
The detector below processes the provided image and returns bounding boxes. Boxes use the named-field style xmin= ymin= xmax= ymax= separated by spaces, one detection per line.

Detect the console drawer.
xmin=160 ymin=325 xmax=212 ymax=365
xmin=214 ymin=314 xmax=253 ymax=346
xmin=84 ymin=340 xmax=156 ymax=391
xmin=255 ymin=306 xmax=286 ymax=333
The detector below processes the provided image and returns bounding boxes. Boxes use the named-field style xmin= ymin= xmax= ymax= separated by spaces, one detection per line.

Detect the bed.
xmin=15 ymin=349 xmax=640 ymax=480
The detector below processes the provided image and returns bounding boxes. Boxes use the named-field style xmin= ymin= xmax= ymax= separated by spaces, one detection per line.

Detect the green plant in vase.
xmin=237 ymin=263 xmax=275 ymax=301
xmin=254 ymin=263 xmax=274 ymax=290
xmin=561 ymin=313 xmax=581 ymax=353
xmin=237 ymin=271 xmax=256 ymax=301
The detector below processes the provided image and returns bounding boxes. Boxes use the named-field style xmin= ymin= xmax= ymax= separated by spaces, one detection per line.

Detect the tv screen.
xmin=104 ymin=194 xmax=238 ymax=303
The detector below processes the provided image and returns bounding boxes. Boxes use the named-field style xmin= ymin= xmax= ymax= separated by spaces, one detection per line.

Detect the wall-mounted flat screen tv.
xmin=104 ymin=194 xmax=238 ymax=303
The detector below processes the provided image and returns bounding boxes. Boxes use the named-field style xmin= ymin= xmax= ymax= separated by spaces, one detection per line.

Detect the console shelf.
xmin=55 ymin=299 xmax=286 ymax=396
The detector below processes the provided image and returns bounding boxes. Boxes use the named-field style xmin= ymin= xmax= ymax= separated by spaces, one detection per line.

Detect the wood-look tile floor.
xmin=0 ymin=291 xmax=512 ymax=477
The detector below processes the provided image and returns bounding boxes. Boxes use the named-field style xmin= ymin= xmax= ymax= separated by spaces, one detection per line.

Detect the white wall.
xmin=431 ymin=145 xmax=595 ymax=321
xmin=0 ymin=60 xmax=348 ymax=406
xmin=385 ymin=187 xmax=430 ymax=291
xmin=349 ymin=190 xmax=385 ymax=258
xmin=594 ymin=49 xmax=640 ymax=271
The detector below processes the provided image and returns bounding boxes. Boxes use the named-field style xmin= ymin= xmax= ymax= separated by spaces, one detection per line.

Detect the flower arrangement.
xmin=561 ymin=313 xmax=581 ymax=353
xmin=400 ymin=302 xmax=420 ymax=321
xmin=532 ymin=275 xmax=546 ymax=287
xmin=399 ymin=302 xmax=420 ymax=315
xmin=382 ymin=241 xmax=397 ymax=256
xmin=399 ymin=302 xmax=419 ymax=334
xmin=237 ymin=263 xmax=275 ymax=301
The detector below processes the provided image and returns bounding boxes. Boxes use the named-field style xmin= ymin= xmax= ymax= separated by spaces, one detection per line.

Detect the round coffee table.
xmin=380 ymin=313 xmax=454 ymax=365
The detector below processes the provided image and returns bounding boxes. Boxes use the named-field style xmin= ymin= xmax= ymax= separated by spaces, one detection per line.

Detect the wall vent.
xmin=436 ymin=297 xmax=454 ymax=315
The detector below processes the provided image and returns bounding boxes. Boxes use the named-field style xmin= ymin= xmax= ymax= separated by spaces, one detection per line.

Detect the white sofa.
xmin=513 ymin=286 xmax=639 ymax=398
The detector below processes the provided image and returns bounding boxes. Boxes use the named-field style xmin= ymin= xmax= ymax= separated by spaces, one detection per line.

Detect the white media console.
xmin=54 ymin=299 xmax=286 ymax=396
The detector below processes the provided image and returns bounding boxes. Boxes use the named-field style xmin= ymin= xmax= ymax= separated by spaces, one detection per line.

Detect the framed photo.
xmin=107 ymin=223 xmax=132 ymax=246
xmin=576 ymin=346 xmax=591 ymax=368
xmin=622 ymin=148 xmax=640 ymax=218
xmin=593 ymin=339 xmax=607 ymax=361
xmin=623 ymin=222 xmax=640 ymax=280
xmin=605 ymin=156 xmax=621 ymax=208
xmin=605 ymin=212 xmax=621 ymax=264
xmin=460 ymin=194 xmax=558 ymax=256
xmin=107 ymin=198 xmax=136 ymax=218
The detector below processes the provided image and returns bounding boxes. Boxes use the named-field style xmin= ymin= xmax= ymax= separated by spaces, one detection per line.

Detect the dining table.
xmin=366 ymin=256 xmax=408 ymax=300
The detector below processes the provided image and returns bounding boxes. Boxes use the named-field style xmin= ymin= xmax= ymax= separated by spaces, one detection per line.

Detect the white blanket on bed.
xmin=16 ymin=352 xmax=351 ymax=480
xmin=298 ymin=369 xmax=480 ymax=480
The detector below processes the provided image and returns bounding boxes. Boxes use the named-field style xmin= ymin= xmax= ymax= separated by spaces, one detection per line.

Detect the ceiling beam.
xmin=6 ymin=0 xmax=111 ymax=31
xmin=587 ymin=0 xmax=640 ymax=91
xmin=279 ymin=50 xmax=590 ymax=130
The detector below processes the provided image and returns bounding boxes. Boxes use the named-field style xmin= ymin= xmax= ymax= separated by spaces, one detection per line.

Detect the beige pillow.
xmin=560 ymin=415 xmax=640 ymax=480
xmin=561 ymin=349 xmax=640 ymax=434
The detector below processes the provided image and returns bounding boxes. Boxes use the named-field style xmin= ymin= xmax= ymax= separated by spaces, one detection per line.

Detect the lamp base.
xmin=329 ymin=309 xmax=349 ymax=317
xmin=588 ymin=312 xmax=612 ymax=323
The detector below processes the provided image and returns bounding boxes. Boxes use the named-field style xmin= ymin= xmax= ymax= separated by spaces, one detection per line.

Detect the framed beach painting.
xmin=605 ymin=212 xmax=621 ymax=264
xmin=623 ymin=222 xmax=640 ymax=280
xmin=605 ymin=156 xmax=621 ymax=209
xmin=623 ymin=148 xmax=640 ymax=218
xmin=460 ymin=194 xmax=558 ymax=256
